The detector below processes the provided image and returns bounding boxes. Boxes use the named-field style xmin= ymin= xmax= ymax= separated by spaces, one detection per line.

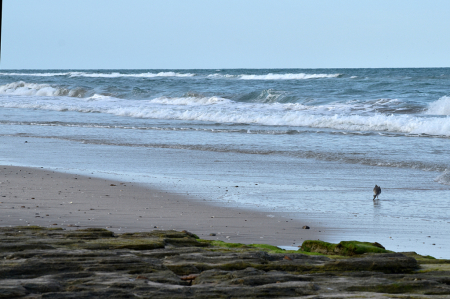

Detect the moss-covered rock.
xmin=64 ymin=228 xmax=115 ymax=240
xmin=301 ymin=240 xmax=392 ymax=256
xmin=401 ymin=251 xmax=450 ymax=265
xmin=76 ymin=238 xmax=166 ymax=250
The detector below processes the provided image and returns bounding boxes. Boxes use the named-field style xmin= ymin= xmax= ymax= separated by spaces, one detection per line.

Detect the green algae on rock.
xmin=300 ymin=240 xmax=393 ymax=256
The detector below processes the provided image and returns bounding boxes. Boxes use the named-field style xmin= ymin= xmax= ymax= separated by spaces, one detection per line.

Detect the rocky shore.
xmin=0 ymin=226 xmax=450 ymax=298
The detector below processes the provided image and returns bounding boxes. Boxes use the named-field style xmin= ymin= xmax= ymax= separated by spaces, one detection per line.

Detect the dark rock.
xmin=323 ymin=253 xmax=418 ymax=273
xmin=22 ymin=280 xmax=62 ymax=293
xmin=0 ymin=285 xmax=28 ymax=299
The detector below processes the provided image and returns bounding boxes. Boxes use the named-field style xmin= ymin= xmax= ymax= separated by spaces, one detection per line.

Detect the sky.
xmin=2 ymin=0 xmax=450 ymax=69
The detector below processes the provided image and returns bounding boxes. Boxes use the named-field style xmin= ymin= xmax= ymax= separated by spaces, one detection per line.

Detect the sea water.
xmin=0 ymin=68 xmax=449 ymax=258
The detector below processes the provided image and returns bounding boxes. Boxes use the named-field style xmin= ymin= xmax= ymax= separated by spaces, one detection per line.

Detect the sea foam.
xmin=149 ymin=96 xmax=231 ymax=106
xmin=68 ymin=72 xmax=195 ymax=78
xmin=0 ymin=72 xmax=70 ymax=77
xmin=426 ymin=96 xmax=450 ymax=115
xmin=208 ymin=73 xmax=341 ymax=80
xmin=0 ymin=71 xmax=340 ymax=80
xmin=239 ymin=73 xmax=341 ymax=80
xmin=0 ymin=81 xmax=85 ymax=97
xmin=0 ymin=72 xmax=196 ymax=78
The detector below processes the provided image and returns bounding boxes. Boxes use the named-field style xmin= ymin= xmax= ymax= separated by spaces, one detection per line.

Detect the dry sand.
xmin=0 ymin=165 xmax=324 ymax=247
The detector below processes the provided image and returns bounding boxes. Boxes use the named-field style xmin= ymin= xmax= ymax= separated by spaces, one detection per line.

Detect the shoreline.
xmin=0 ymin=165 xmax=324 ymax=247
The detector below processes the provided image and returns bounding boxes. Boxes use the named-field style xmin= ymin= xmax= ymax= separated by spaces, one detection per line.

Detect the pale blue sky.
xmin=2 ymin=0 xmax=450 ymax=69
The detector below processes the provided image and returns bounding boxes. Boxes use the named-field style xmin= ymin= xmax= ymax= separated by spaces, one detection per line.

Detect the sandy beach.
xmin=0 ymin=165 xmax=323 ymax=248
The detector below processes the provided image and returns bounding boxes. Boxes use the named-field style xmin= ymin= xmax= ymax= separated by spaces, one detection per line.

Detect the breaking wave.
xmin=208 ymin=73 xmax=341 ymax=80
xmin=2 ymin=90 xmax=450 ymax=136
xmin=0 ymin=72 xmax=196 ymax=78
xmin=0 ymin=81 xmax=86 ymax=97
xmin=0 ymin=72 xmax=70 ymax=77
xmin=0 ymin=71 xmax=341 ymax=80
xmin=426 ymin=96 xmax=450 ymax=115
xmin=69 ymin=71 xmax=196 ymax=78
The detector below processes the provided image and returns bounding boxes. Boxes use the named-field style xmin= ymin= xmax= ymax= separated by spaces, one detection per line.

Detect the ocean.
xmin=0 ymin=68 xmax=449 ymax=258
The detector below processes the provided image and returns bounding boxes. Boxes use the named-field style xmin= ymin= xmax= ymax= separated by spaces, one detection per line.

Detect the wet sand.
xmin=0 ymin=165 xmax=323 ymax=247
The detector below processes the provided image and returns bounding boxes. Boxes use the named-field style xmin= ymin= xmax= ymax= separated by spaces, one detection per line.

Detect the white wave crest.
xmin=0 ymin=72 xmax=70 ymax=77
xmin=207 ymin=73 xmax=341 ymax=80
xmin=0 ymin=81 xmax=85 ymax=97
xmin=207 ymin=74 xmax=238 ymax=79
xmin=86 ymin=94 xmax=120 ymax=102
xmin=0 ymin=71 xmax=339 ymax=80
xmin=0 ymin=72 xmax=196 ymax=78
xmin=239 ymin=73 xmax=341 ymax=80
xmin=104 ymin=103 xmax=450 ymax=137
xmin=0 ymin=81 xmax=61 ymax=96
xmin=68 ymin=72 xmax=195 ymax=78
xmin=150 ymin=96 xmax=231 ymax=106
xmin=426 ymin=96 xmax=450 ymax=115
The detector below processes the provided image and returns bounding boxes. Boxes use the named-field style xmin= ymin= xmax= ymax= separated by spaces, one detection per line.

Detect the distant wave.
xmin=240 ymin=73 xmax=341 ymax=80
xmin=0 ymin=72 xmax=69 ymax=77
xmin=0 ymin=72 xmax=196 ymax=78
xmin=208 ymin=73 xmax=341 ymax=80
xmin=69 ymin=71 xmax=196 ymax=78
xmin=426 ymin=96 xmax=450 ymax=115
xmin=0 ymin=71 xmax=341 ymax=80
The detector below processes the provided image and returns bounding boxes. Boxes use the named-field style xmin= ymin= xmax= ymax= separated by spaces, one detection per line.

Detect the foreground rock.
xmin=0 ymin=226 xmax=449 ymax=298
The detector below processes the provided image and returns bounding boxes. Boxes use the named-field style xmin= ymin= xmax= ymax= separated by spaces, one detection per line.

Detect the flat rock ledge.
xmin=0 ymin=227 xmax=449 ymax=298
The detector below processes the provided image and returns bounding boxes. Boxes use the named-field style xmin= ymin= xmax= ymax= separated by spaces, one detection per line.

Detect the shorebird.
xmin=373 ymin=185 xmax=381 ymax=200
